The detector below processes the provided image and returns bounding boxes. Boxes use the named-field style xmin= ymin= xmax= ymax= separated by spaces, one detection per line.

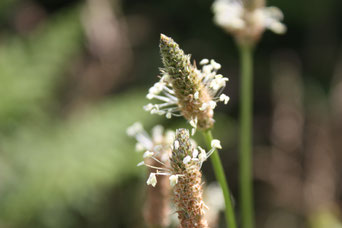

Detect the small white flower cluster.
xmin=212 ymin=0 xmax=286 ymax=35
xmin=144 ymin=59 xmax=229 ymax=134
xmin=136 ymin=135 xmax=223 ymax=188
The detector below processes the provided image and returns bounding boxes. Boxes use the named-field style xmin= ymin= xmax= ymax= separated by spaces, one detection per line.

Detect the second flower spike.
xmin=170 ymin=128 xmax=209 ymax=228
xmin=144 ymin=34 xmax=229 ymax=132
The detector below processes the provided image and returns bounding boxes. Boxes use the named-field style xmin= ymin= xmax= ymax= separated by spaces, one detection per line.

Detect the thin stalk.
xmin=202 ymin=130 xmax=237 ymax=228
xmin=239 ymin=44 xmax=254 ymax=228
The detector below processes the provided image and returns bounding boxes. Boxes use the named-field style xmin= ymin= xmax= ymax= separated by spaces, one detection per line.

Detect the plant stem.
xmin=239 ymin=44 xmax=254 ymax=228
xmin=202 ymin=130 xmax=237 ymax=228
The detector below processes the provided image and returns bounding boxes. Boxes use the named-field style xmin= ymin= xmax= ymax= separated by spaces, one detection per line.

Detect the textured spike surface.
xmin=159 ymin=35 xmax=214 ymax=129
xmin=170 ymin=129 xmax=208 ymax=228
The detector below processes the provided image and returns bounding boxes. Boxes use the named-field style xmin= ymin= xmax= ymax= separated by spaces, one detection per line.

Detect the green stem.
xmin=239 ymin=44 xmax=255 ymax=228
xmin=202 ymin=130 xmax=237 ymax=228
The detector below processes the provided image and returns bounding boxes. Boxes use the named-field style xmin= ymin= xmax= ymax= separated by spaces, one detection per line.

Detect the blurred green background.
xmin=0 ymin=0 xmax=341 ymax=227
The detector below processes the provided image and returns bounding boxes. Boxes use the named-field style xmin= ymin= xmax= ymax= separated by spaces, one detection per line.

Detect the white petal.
xmin=183 ymin=155 xmax=192 ymax=164
xmin=193 ymin=149 xmax=199 ymax=158
xmin=174 ymin=140 xmax=180 ymax=150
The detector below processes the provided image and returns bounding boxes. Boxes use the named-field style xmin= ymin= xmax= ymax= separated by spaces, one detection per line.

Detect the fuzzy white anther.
xmin=169 ymin=175 xmax=179 ymax=187
xmin=183 ymin=155 xmax=192 ymax=164
xmin=219 ymin=94 xmax=230 ymax=104
xmin=211 ymin=139 xmax=222 ymax=149
xmin=143 ymin=151 xmax=154 ymax=158
xmin=147 ymin=173 xmax=157 ymax=187
xmin=199 ymin=103 xmax=208 ymax=111
xmin=200 ymin=59 xmax=209 ymax=65
xmin=198 ymin=147 xmax=207 ymax=162
xmin=209 ymin=101 xmax=217 ymax=109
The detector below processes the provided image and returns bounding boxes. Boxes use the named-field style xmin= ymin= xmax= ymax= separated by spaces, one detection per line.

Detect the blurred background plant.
xmin=0 ymin=0 xmax=341 ymax=227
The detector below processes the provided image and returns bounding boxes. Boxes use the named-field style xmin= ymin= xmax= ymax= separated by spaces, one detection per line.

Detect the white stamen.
xmin=143 ymin=151 xmax=154 ymax=158
xmin=193 ymin=149 xmax=199 ymax=158
xmin=146 ymin=93 xmax=154 ymax=100
xmin=200 ymin=58 xmax=209 ymax=65
xmin=203 ymin=64 xmax=214 ymax=74
xmin=209 ymin=101 xmax=217 ymax=109
xmin=199 ymin=103 xmax=208 ymax=111
xmin=211 ymin=139 xmax=222 ymax=149
xmin=166 ymin=112 xmax=172 ymax=119
xmin=211 ymin=59 xmax=221 ymax=70
xmin=143 ymin=103 xmax=154 ymax=111
xmin=219 ymin=94 xmax=230 ymax=104
xmin=169 ymin=175 xmax=179 ymax=187
xmin=189 ymin=117 xmax=198 ymax=128
xmin=137 ymin=161 xmax=145 ymax=166
xmin=191 ymin=128 xmax=196 ymax=136
xmin=198 ymin=147 xmax=207 ymax=163
xmin=146 ymin=173 xmax=157 ymax=187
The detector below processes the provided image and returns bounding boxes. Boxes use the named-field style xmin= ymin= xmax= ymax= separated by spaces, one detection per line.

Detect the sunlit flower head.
xmin=144 ymin=34 xmax=230 ymax=132
xmin=212 ymin=0 xmax=286 ymax=44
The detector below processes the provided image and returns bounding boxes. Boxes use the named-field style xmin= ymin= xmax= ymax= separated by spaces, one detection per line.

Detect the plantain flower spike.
xmin=170 ymin=128 xmax=209 ymax=228
xmin=144 ymin=34 xmax=229 ymax=133
xmin=134 ymin=127 xmax=221 ymax=227
xmin=212 ymin=0 xmax=286 ymax=45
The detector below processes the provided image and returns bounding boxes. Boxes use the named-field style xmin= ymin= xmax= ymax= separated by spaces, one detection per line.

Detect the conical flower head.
xmin=145 ymin=35 xmax=230 ymax=131
xmin=160 ymin=34 xmax=201 ymax=98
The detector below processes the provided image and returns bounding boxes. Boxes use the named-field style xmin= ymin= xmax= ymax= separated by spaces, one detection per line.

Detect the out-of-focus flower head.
xmin=212 ymin=0 xmax=286 ymax=45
